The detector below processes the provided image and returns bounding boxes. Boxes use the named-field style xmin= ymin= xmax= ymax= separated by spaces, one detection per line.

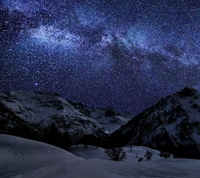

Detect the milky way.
xmin=0 ymin=0 xmax=200 ymax=113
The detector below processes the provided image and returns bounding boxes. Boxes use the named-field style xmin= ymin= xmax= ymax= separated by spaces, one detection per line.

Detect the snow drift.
xmin=1 ymin=134 xmax=200 ymax=178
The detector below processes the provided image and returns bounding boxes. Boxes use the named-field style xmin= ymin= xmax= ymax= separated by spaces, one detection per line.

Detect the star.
xmin=0 ymin=0 xmax=200 ymax=113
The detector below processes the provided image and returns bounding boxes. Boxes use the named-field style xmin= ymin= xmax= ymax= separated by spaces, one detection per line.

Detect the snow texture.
xmin=1 ymin=134 xmax=200 ymax=178
xmin=113 ymin=87 xmax=200 ymax=156
xmin=0 ymin=91 xmax=133 ymax=137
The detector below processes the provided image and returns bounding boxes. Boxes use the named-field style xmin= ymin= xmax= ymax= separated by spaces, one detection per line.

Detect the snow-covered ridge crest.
xmin=0 ymin=91 xmax=133 ymax=142
xmin=112 ymin=87 xmax=200 ymax=159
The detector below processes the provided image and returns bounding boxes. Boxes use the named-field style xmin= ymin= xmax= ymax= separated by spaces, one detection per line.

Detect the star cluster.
xmin=0 ymin=0 xmax=200 ymax=113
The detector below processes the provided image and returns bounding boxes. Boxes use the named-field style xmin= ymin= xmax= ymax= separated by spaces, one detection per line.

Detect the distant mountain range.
xmin=0 ymin=91 xmax=133 ymax=149
xmin=1 ymin=87 xmax=200 ymax=159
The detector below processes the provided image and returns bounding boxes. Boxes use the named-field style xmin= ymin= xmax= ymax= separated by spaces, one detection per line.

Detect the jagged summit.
xmin=112 ymin=87 xmax=200 ymax=158
xmin=1 ymin=88 xmax=200 ymax=159
xmin=0 ymin=91 xmax=133 ymax=143
xmin=176 ymin=87 xmax=199 ymax=98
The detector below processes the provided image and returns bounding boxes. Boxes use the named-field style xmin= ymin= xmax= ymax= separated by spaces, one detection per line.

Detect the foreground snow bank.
xmin=0 ymin=135 xmax=118 ymax=178
xmin=71 ymin=145 xmax=200 ymax=178
xmin=1 ymin=135 xmax=200 ymax=178
xmin=0 ymin=134 xmax=80 ymax=178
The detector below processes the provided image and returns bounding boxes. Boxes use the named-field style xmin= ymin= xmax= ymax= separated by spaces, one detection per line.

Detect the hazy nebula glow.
xmin=0 ymin=0 xmax=200 ymax=113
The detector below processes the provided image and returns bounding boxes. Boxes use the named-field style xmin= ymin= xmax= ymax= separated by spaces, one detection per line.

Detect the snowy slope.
xmin=71 ymin=145 xmax=200 ymax=178
xmin=0 ymin=91 xmax=133 ymax=140
xmin=0 ymin=134 xmax=81 ymax=178
xmin=89 ymin=108 xmax=134 ymax=133
xmin=68 ymin=102 xmax=134 ymax=133
xmin=1 ymin=134 xmax=200 ymax=178
xmin=0 ymin=91 xmax=108 ymax=141
xmin=112 ymin=87 xmax=200 ymax=158
xmin=0 ymin=91 xmax=100 ymax=125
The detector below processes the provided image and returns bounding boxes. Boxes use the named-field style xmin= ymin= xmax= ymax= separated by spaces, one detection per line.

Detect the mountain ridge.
xmin=1 ymin=87 xmax=200 ymax=159
xmin=0 ymin=90 xmax=133 ymax=147
xmin=111 ymin=87 xmax=200 ymax=158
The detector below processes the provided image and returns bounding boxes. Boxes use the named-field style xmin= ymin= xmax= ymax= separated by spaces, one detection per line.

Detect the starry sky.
xmin=0 ymin=0 xmax=200 ymax=113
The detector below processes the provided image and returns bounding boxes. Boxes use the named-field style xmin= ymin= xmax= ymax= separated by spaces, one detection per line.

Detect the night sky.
xmin=0 ymin=0 xmax=200 ymax=113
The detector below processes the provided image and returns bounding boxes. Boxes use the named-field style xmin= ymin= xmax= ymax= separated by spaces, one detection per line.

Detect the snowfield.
xmin=1 ymin=135 xmax=200 ymax=178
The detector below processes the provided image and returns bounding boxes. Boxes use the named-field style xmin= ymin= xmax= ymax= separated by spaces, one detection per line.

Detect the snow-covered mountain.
xmin=112 ymin=87 xmax=200 ymax=159
xmin=69 ymin=101 xmax=134 ymax=133
xmin=0 ymin=91 xmax=133 ymax=145
xmin=3 ymin=88 xmax=200 ymax=159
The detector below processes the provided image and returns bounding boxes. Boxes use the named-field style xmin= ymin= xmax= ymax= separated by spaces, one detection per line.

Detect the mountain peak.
xmin=112 ymin=87 xmax=200 ymax=159
xmin=0 ymin=91 xmax=132 ymax=143
xmin=176 ymin=87 xmax=199 ymax=98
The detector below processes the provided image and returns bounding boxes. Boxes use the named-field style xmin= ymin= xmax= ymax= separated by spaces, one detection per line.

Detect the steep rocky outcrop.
xmin=112 ymin=87 xmax=200 ymax=159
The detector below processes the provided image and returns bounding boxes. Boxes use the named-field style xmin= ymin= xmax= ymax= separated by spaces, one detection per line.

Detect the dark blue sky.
xmin=0 ymin=0 xmax=200 ymax=113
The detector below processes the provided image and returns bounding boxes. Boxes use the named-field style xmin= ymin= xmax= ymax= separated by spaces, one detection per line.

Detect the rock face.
xmin=0 ymin=91 xmax=132 ymax=148
xmin=69 ymin=102 xmax=134 ymax=134
xmin=3 ymin=88 xmax=200 ymax=159
xmin=112 ymin=87 xmax=200 ymax=159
